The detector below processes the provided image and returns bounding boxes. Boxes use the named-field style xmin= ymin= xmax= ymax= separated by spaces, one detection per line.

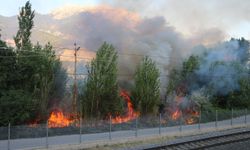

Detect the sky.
xmin=102 ymin=0 xmax=250 ymax=40
xmin=1 ymin=0 xmax=250 ymax=40
xmin=0 ymin=0 xmax=98 ymax=16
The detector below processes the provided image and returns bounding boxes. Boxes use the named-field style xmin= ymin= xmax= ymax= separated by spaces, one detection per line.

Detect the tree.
xmin=132 ymin=56 xmax=160 ymax=115
xmin=32 ymin=43 xmax=65 ymax=118
xmin=0 ymin=41 xmax=16 ymax=91
xmin=82 ymin=42 xmax=123 ymax=119
xmin=0 ymin=1 xmax=67 ymax=125
xmin=0 ymin=90 xmax=34 ymax=126
xmin=14 ymin=1 xmax=34 ymax=50
xmin=166 ymin=55 xmax=200 ymax=97
xmin=166 ymin=39 xmax=250 ymax=109
xmin=0 ymin=40 xmax=35 ymax=126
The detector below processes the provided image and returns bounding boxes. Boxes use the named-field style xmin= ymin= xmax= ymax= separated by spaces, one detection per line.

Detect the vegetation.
xmin=14 ymin=1 xmax=34 ymax=50
xmin=132 ymin=56 xmax=160 ymax=115
xmin=166 ymin=38 xmax=250 ymax=110
xmin=0 ymin=1 xmax=66 ymax=126
xmin=0 ymin=1 xmax=250 ymax=127
xmin=81 ymin=42 xmax=123 ymax=119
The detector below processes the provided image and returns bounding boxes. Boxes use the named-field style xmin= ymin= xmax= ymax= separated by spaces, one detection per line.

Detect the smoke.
xmin=188 ymin=28 xmax=227 ymax=46
xmin=50 ymin=4 xmax=249 ymax=96
xmin=100 ymin=0 xmax=250 ymax=40
xmin=50 ymin=5 xmax=191 ymax=91
xmin=193 ymin=39 xmax=249 ymax=95
xmin=2 ymin=3 xmax=245 ymax=96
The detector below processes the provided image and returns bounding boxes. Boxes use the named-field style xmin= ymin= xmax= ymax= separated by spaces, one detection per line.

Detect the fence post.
xmin=135 ymin=117 xmax=138 ymax=137
xmin=179 ymin=115 xmax=182 ymax=134
xmin=231 ymin=109 xmax=233 ymax=126
xmin=46 ymin=121 xmax=48 ymax=149
xmin=245 ymin=109 xmax=247 ymax=125
xmin=79 ymin=117 xmax=82 ymax=144
xmin=198 ymin=110 xmax=201 ymax=131
xmin=109 ymin=116 xmax=112 ymax=140
xmin=159 ymin=113 xmax=162 ymax=135
xmin=8 ymin=123 xmax=10 ymax=150
xmin=215 ymin=110 xmax=218 ymax=129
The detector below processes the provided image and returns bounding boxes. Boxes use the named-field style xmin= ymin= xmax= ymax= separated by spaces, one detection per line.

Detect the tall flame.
xmin=112 ymin=90 xmax=139 ymax=124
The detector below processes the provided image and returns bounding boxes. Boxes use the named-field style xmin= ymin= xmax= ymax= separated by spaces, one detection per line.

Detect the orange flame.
xmin=48 ymin=109 xmax=76 ymax=128
xmin=185 ymin=110 xmax=199 ymax=124
xmin=169 ymin=96 xmax=200 ymax=124
xmin=171 ymin=109 xmax=181 ymax=120
xmin=186 ymin=118 xmax=195 ymax=124
xmin=112 ymin=91 xmax=139 ymax=124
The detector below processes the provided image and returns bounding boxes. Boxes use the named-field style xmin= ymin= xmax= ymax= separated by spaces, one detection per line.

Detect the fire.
xmin=168 ymin=95 xmax=200 ymax=125
xmin=48 ymin=109 xmax=77 ymax=128
xmin=112 ymin=90 xmax=139 ymax=124
xmin=186 ymin=118 xmax=195 ymax=125
xmin=172 ymin=109 xmax=181 ymax=120
xmin=170 ymin=108 xmax=199 ymax=125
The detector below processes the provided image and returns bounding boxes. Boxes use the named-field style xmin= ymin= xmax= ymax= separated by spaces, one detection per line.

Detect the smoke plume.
xmin=51 ymin=5 xmax=192 ymax=90
xmin=194 ymin=39 xmax=249 ymax=95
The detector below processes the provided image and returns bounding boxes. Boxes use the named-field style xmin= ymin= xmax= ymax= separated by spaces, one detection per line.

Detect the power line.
xmin=0 ymin=56 xmax=248 ymax=77
xmin=1 ymin=46 xmax=249 ymax=78
xmin=0 ymin=46 xmax=185 ymax=60
xmin=58 ymin=72 xmax=250 ymax=78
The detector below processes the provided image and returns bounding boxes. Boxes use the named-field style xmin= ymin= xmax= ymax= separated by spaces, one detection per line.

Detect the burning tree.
xmin=132 ymin=56 xmax=160 ymax=115
xmin=82 ymin=42 xmax=123 ymax=119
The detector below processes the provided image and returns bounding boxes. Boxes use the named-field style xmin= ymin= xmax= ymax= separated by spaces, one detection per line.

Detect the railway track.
xmin=145 ymin=128 xmax=250 ymax=150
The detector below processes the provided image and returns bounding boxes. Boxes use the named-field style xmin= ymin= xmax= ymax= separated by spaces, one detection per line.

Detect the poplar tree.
xmin=14 ymin=1 xmax=35 ymax=50
xmin=82 ymin=42 xmax=123 ymax=119
xmin=132 ymin=56 xmax=160 ymax=115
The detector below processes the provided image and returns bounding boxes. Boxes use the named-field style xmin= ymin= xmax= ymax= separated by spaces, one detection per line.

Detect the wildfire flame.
xmin=171 ymin=109 xmax=181 ymax=120
xmin=112 ymin=90 xmax=139 ymax=124
xmin=48 ymin=109 xmax=77 ymax=128
xmin=169 ymin=96 xmax=200 ymax=125
xmin=30 ymin=90 xmax=139 ymax=127
xmin=186 ymin=118 xmax=195 ymax=125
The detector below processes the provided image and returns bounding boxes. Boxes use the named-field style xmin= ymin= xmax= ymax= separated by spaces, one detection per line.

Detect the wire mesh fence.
xmin=0 ymin=109 xmax=250 ymax=150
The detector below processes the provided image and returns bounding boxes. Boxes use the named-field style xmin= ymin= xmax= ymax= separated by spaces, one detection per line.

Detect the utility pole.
xmin=73 ymin=43 xmax=80 ymax=116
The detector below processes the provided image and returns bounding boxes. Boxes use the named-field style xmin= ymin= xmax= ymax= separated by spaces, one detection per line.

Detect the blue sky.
xmin=0 ymin=0 xmax=99 ymax=16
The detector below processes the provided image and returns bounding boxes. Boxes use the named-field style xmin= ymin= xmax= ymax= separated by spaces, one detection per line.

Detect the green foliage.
xmin=14 ymin=1 xmax=35 ymax=50
xmin=0 ymin=42 xmax=17 ymax=91
xmin=166 ymin=39 xmax=250 ymax=110
xmin=190 ymin=88 xmax=211 ymax=110
xmin=212 ymin=76 xmax=250 ymax=109
xmin=132 ymin=56 xmax=160 ymax=115
xmin=182 ymin=55 xmax=200 ymax=77
xmin=166 ymin=55 xmax=200 ymax=96
xmin=0 ymin=1 xmax=67 ymax=125
xmin=31 ymin=43 xmax=64 ymax=118
xmin=82 ymin=42 xmax=123 ymax=119
xmin=0 ymin=90 xmax=34 ymax=126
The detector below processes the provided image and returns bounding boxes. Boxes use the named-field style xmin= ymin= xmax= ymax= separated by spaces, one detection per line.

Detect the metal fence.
xmin=0 ymin=109 xmax=249 ymax=150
